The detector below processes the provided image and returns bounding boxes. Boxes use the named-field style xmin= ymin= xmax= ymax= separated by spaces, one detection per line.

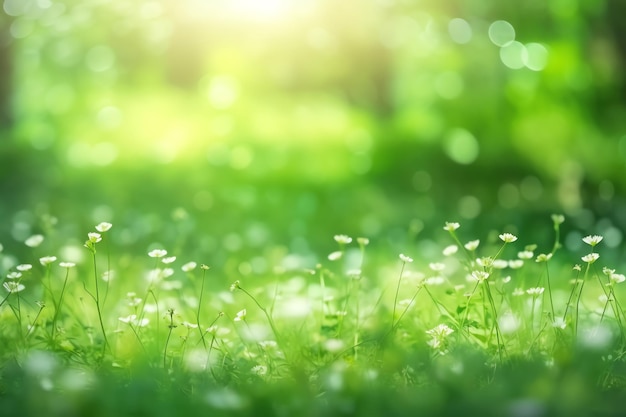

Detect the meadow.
xmin=2 ymin=214 xmax=626 ymax=416
xmin=2 ymin=0 xmax=626 ymax=415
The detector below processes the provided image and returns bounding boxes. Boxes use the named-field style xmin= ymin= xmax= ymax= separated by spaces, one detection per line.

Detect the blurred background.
xmin=1 ymin=0 xmax=625 ymax=268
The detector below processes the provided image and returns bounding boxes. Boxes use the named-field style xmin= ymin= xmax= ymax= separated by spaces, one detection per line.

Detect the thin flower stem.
xmin=196 ymin=268 xmax=208 ymax=349
xmin=164 ymin=308 xmax=176 ymax=369
xmin=91 ymin=252 xmax=109 ymax=354
xmin=51 ymin=269 xmax=70 ymax=342
xmin=392 ymin=261 xmax=406 ymax=329
xmin=544 ymin=262 xmax=556 ymax=321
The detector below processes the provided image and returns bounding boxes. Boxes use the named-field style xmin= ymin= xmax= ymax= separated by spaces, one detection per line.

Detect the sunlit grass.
xmin=1 ymin=213 xmax=626 ymax=416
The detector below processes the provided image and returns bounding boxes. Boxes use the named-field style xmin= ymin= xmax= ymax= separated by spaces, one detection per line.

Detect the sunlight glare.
xmin=229 ymin=0 xmax=290 ymax=20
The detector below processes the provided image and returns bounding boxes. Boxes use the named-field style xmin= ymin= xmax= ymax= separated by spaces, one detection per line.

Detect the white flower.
xmin=464 ymin=240 xmax=480 ymax=251
xmin=476 ymin=257 xmax=493 ymax=268
xmin=442 ymin=245 xmax=458 ymax=256
xmin=182 ymin=321 xmax=199 ymax=329
xmin=443 ymin=222 xmax=460 ymax=232
xmin=39 ymin=256 xmax=57 ymax=266
xmin=426 ymin=323 xmax=454 ymax=339
xmin=508 ymin=260 xmax=524 ymax=269
xmin=582 ymin=235 xmax=603 ymax=247
xmin=517 ymin=250 xmax=534 ymax=260
xmin=230 ymin=280 xmax=240 ymax=291
xmin=3 ymin=281 xmax=25 ymax=293
xmin=328 ymin=251 xmax=343 ymax=261
xmin=148 ymin=249 xmax=167 ymax=258
xmin=59 ymin=262 xmax=76 ymax=268
xmin=499 ymin=233 xmax=518 ymax=243
xmin=429 ymin=262 xmax=445 ymax=272
xmin=552 ymin=317 xmax=567 ymax=329
xmin=399 ymin=254 xmax=413 ymax=263
xmin=610 ymin=273 xmax=625 ymax=284
xmin=16 ymin=264 xmax=32 ymax=272
xmin=492 ymin=259 xmax=509 ymax=269
xmin=95 ymin=222 xmax=112 ymax=232
xmin=25 ymin=234 xmax=44 ymax=248
xmin=333 ymin=234 xmax=352 ymax=245
xmin=526 ymin=287 xmax=545 ymax=296
xmin=162 ymin=256 xmax=177 ymax=264
xmin=87 ymin=232 xmax=102 ymax=243
xmin=471 ymin=271 xmax=490 ymax=282
xmin=7 ymin=272 xmax=21 ymax=279
xmin=356 ymin=237 xmax=370 ymax=246
xmin=119 ymin=314 xmax=149 ymax=327
xmin=512 ymin=288 xmax=525 ymax=296
xmin=535 ymin=253 xmax=553 ymax=263
xmin=234 ymin=309 xmax=247 ymax=322
xmin=581 ymin=253 xmax=600 ymax=263
xmin=182 ymin=261 xmax=197 ymax=272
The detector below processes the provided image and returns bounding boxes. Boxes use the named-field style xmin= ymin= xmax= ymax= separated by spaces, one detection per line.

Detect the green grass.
xmin=1 ymin=215 xmax=626 ymax=416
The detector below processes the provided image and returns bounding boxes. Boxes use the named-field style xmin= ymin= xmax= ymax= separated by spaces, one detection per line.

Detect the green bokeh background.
xmin=1 ymin=0 xmax=625 ymax=264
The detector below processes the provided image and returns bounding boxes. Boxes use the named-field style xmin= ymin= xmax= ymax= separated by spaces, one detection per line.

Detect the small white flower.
xmin=333 ymin=234 xmax=353 ymax=245
xmin=425 ymin=276 xmax=445 ymax=286
xmin=499 ymin=233 xmax=518 ymax=243
xmin=59 ymin=262 xmax=76 ymax=268
xmin=7 ymin=272 xmax=22 ymax=279
xmin=553 ymin=317 xmax=567 ymax=329
xmin=471 ymin=270 xmax=490 ymax=282
xmin=356 ymin=237 xmax=370 ymax=246
xmin=95 ymin=222 xmax=112 ymax=232
xmin=429 ymin=262 xmax=445 ymax=272
xmin=526 ymin=287 xmax=545 ymax=296
xmin=148 ymin=249 xmax=167 ymax=258
xmin=512 ymin=288 xmax=525 ymax=296
xmin=442 ymin=245 xmax=458 ymax=256
xmin=535 ymin=253 xmax=553 ymax=263
xmin=582 ymin=235 xmax=603 ymax=247
xmin=102 ymin=270 xmax=115 ymax=282
xmin=118 ymin=314 xmax=137 ymax=324
xmin=16 ymin=264 xmax=33 ymax=272
xmin=517 ymin=250 xmax=534 ymax=260
xmin=162 ymin=256 xmax=177 ymax=264
xmin=3 ymin=281 xmax=25 ymax=293
xmin=39 ymin=256 xmax=57 ymax=266
xmin=200 ymin=264 xmax=210 ymax=270
xmin=443 ymin=222 xmax=460 ymax=232
xmin=581 ymin=253 xmax=600 ymax=263
xmin=492 ymin=259 xmax=509 ymax=269
xmin=25 ymin=234 xmax=44 ymax=248
xmin=234 ymin=309 xmax=247 ymax=322
xmin=328 ymin=251 xmax=343 ymax=261
xmin=464 ymin=240 xmax=480 ymax=251
xmin=182 ymin=261 xmax=197 ymax=272
xmin=399 ymin=254 xmax=413 ymax=263
xmin=573 ymin=264 xmax=582 ymax=271
xmin=87 ymin=232 xmax=102 ymax=243
xmin=426 ymin=323 xmax=454 ymax=338
xmin=476 ymin=257 xmax=493 ymax=268
xmin=508 ymin=259 xmax=524 ymax=269
xmin=610 ymin=273 xmax=625 ymax=284
xmin=182 ymin=321 xmax=199 ymax=329
xmin=161 ymin=268 xmax=174 ymax=278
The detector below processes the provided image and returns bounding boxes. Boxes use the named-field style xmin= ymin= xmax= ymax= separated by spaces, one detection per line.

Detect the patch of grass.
xmin=1 ymin=214 xmax=626 ymax=416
